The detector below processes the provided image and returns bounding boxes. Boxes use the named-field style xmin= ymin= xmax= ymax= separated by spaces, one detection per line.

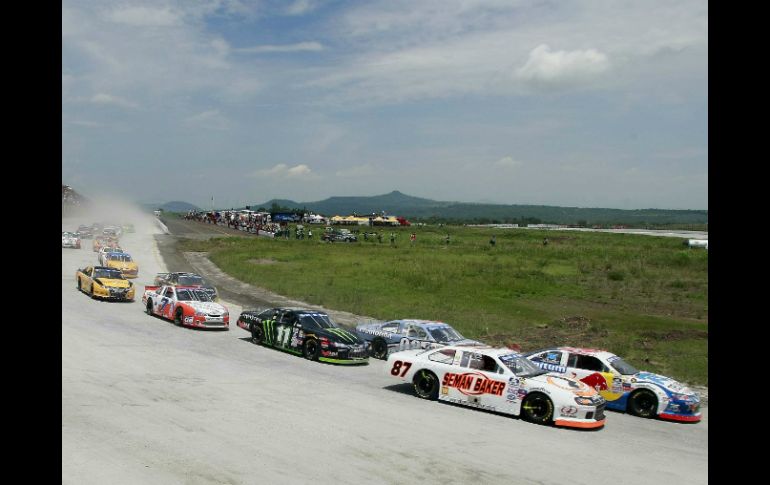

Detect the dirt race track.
xmin=62 ymin=209 xmax=708 ymax=485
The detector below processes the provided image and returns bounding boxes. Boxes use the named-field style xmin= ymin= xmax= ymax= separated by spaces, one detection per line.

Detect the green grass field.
xmin=178 ymin=224 xmax=708 ymax=386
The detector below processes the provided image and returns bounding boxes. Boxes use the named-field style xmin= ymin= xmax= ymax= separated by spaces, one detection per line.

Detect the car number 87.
xmin=390 ymin=360 xmax=412 ymax=377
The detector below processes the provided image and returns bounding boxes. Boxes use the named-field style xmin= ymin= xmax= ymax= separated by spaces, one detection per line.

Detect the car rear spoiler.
xmin=144 ymin=285 xmax=161 ymax=292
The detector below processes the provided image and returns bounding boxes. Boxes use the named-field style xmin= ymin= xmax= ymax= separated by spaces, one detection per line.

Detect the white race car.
xmin=525 ymin=347 xmax=701 ymax=422
xmin=387 ymin=345 xmax=607 ymax=429
xmin=62 ymin=232 xmax=81 ymax=249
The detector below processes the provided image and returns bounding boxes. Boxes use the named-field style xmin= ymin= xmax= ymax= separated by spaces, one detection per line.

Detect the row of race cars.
xmin=69 ymin=240 xmax=702 ymax=429
xmin=67 ymin=222 xmax=140 ymax=300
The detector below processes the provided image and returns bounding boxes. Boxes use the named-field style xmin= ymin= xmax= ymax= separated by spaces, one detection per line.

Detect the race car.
xmin=525 ymin=347 xmax=701 ymax=422
xmin=143 ymin=285 xmax=229 ymax=330
xmin=102 ymin=251 xmax=138 ymax=278
xmin=154 ymin=272 xmax=218 ymax=301
xmin=103 ymin=226 xmax=122 ymax=238
xmin=356 ymin=319 xmax=485 ymax=360
xmin=62 ymin=231 xmax=81 ymax=249
xmin=388 ymin=345 xmax=606 ymax=429
xmin=75 ymin=265 xmax=135 ymax=301
xmin=92 ymin=236 xmax=118 ymax=252
xmin=98 ymin=246 xmax=124 ymax=265
xmin=237 ymin=308 xmax=369 ymax=364
xmin=76 ymin=225 xmax=93 ymax=239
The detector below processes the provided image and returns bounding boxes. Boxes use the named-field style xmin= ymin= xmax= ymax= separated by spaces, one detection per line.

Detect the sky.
xmin=62 ymin=0 xmax=708 ymax=210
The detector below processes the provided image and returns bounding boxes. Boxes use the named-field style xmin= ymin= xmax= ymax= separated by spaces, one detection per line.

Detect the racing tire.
xmin=251 ymin=325 xmax=264 ymax=345
xmin=174 ymin=308 xmax=184 ymax=327
xmin=413 ymin=370 xmax=439 ymax=400
xmin=145 ymin=300 xmax=153 ymax=315
xmin=303 ymin=338 xmax=320 ymax=361
xmin=521 ymin=393 xmax=554 ymax=425
xmin=628 ymin=389 xmax=658 ymax=418
xmin=90 ymin=284 xmax=97 ymax=299
xmin=77 ymin=278 xmax=81 ymax=292
xmin=371 ymin=338 xmax=389 ymax=360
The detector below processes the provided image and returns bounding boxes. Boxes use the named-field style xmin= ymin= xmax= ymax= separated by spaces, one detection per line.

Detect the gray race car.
xmin=355 ymin=319 xmax=484 ymax=360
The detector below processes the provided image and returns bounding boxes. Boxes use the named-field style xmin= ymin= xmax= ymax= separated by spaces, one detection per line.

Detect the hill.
xmin=250 ymin=191 xmax=708 ymax=226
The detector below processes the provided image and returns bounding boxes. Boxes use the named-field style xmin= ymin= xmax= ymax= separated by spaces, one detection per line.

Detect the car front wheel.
xmin=371 ymin=338 xmax=388 ymax=360
xmin=251 ymin=325 xmax=264 ymax=345
xmin=628 ymin=389 xmax=658 ymax=418
xmin=521 ymin=393 xmax=554 ymax=425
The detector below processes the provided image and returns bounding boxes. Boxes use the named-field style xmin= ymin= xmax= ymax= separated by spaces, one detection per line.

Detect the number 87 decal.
xmin=390 ymin=360 xmax=412 ymax=377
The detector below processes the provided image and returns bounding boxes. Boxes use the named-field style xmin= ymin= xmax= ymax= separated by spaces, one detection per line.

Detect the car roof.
xmin=431 ymin=344 xmax=516 ymax=357
xmin=386 ymin=319 xmax=449 ymax=327
xmin=536 ymin=346 xmax=617 ymax=360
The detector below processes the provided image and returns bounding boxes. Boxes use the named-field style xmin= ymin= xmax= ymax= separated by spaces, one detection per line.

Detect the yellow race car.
xmin=103 ymin=252 xmax=139 ymax=278
xmin=76 ymin=265 xmax=135 ymax=301
xmin=92 ymin=235 xmax=119 ymax=252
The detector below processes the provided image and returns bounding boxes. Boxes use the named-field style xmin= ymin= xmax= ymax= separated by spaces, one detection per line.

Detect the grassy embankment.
xmin=178 ymin=225 xmax=708 ymax=386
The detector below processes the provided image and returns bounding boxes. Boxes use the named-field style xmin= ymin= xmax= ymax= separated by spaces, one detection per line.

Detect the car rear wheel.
xmin=628 ymin=389 xmax=658 ymax=418
xmin=251 ymin=325 xmax=264 ymax=345
xmin=521 ymin=393 xmax=554 ymax=425
xmin=77 ymin=278 xmax=81 ymax=292
xmin=371 ymin=338 xmax=389 ymax=360
xmin=413 ymin=370 xmax=439 ymax=400
xmin=174 ymin=308 xmax=184 ymax=326
xmin=303 ymin=339 xmax=320 ymax=360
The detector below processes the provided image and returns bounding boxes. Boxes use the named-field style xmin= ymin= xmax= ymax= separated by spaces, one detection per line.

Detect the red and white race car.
xmin=388 ymin=345 xmax=607 ymax=429
xmin=142 ymin=285 xmax=229 ymax=330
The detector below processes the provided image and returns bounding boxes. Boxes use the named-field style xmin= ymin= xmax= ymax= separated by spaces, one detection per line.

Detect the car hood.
xmin=184 ymin=301 xmax=227 ymax=314
xmin=94 ymin=278 xmax=131 ymax=289
xmin=633 ymin=371 xmax=698 ymax=397
xmin=107 ymin=261 xmax=138 ymax=271
xmin=527 ymin=373 xmax=603 ymax=400
xmin=316 ymin=327 xmax=365 ymax=345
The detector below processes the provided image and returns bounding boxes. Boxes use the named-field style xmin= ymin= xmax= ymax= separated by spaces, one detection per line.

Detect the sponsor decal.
xmin=612 ymin=377 xmax=623 ymax=394
xmin=622 ymin=382 xmax=633 ymax=391
xmin=546 ymin=376 xmax=593 ymax=396
xmin=441 ymin=386 xmax=449 ymax=395
xmin=446 ymin=397 xmax=497 ymax=412
xmin=560 ymin=406 xmax=578 ymax=416
xmin=580 ymin=372 xmax=609 ymax=391
xmin=537 ymin=362 xmax=567 ymax=373
xmin=327 ymin=328 xmax=358 ymax=344
xmin=184 ymin=316 xmax=193 ymax=323
xmin=360 ymin=328 xmax=392 ymax=338
xmin=441 ymin=372 xmax=505 ymax=397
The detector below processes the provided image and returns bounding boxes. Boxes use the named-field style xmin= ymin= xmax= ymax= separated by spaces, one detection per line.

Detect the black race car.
xmin=236 ymin=308 xmax=369 ymax=364
xmin=154 ymin=272 xmax=219 ymax=301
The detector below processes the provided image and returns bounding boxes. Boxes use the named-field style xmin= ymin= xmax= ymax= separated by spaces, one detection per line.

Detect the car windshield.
xmin=108 ymin=254 xmax=132 ymax=262
xmin=298 ymin=313 xmax=336 ymax=329
xmin=178 ymin=275 xmax=206 ymax=285
xmin=176 ymin=289 xmax=213 ymax=302
xmin=608 ymin=356 xmax=639 ymax=375
xmin=94 ymin=269 xmax=124 ymax=279
xmin=427 ymin=325 xmax=465 ymax=342
xmin=499 ymin=353 xmax=548 ymax=377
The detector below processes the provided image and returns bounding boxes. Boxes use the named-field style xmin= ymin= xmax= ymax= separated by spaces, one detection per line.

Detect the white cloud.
xmin=184 ymin=110 xmax=230 ymax=130
xmin=286 ymin=0 xmax=319 ymax=16
xmin=90 ymin=93 xmax=138 ymax=109
xmin=252 ymin=163 xmax=316 ymax=179
xmin=106 ymin=6 xmax=181 ymax=27
xmin=235 ymin=42 xmax=324 ymax=54
xmin=495 ymin=156 xmax=523 ymax=168
xmin=516 ymin=44 xmax=610 ymax=86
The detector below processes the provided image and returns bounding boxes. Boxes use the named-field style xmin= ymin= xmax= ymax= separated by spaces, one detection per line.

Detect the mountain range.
xmin=162 ymin=191 xmax=707 ymax=226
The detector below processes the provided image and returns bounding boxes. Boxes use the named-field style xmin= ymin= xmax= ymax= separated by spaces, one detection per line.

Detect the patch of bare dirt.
xmin=247 ymin=258 xmax=278 ymax=265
